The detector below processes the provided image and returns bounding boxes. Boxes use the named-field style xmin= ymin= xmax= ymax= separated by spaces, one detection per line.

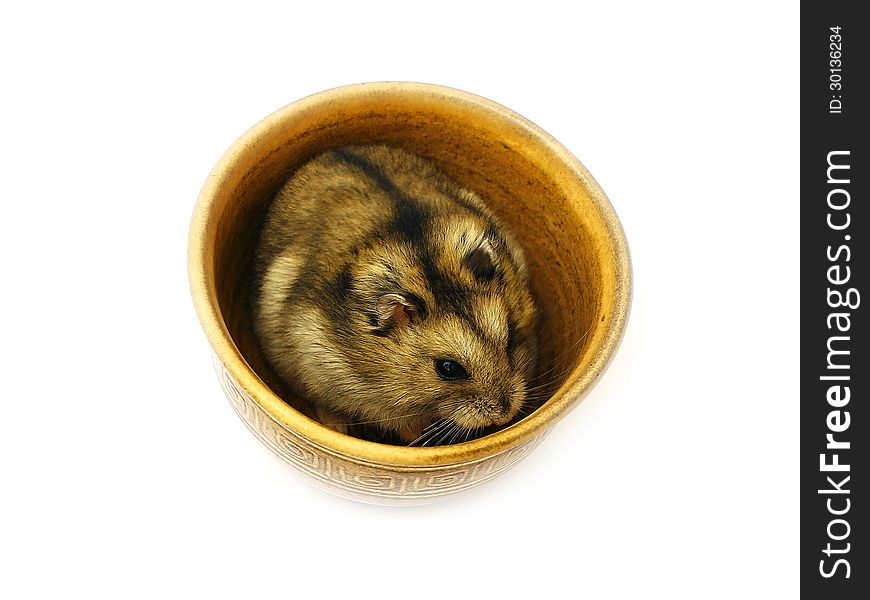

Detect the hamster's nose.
xmin=499 ymin=394 xmax=512 ymax=415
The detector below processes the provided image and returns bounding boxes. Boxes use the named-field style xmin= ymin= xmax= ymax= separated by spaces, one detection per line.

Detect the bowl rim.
xmin=188 ymin=81 xmax=632 ymax=467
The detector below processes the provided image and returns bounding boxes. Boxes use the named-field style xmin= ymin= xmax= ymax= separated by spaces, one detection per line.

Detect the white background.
xmin=1 ymin=2 xmax=798 ymax=598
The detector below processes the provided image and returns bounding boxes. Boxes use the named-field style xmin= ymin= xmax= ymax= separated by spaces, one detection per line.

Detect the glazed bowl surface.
xmin=188 ymin=82 xmax=631 ymax=504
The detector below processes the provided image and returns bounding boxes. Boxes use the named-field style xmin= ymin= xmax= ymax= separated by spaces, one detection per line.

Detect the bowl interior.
xmin=200 ymin=84 xmax=623 ymax=448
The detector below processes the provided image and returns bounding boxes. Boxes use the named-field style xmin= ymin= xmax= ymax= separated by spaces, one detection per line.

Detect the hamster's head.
xmin=349 ymin=207 xmax=539 ymax=442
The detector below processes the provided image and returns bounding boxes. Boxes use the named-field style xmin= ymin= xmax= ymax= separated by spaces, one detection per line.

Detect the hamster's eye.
xmin=435 ymin=359 xmax=469 ymax=381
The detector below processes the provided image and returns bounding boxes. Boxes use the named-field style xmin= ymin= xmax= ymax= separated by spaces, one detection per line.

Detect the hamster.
xmin=252 ymin=145 xmax=538 ymax=446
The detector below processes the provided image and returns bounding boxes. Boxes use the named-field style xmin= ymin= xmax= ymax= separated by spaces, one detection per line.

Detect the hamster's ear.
xmin=375 ymin=292 xmax=420 ymax=331
xmin=465 ymin=238 xmax=497 ymax=280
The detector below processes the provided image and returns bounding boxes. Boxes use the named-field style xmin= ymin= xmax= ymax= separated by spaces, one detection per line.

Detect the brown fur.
xmin=252 ymin=145 xmax=538 ymax=445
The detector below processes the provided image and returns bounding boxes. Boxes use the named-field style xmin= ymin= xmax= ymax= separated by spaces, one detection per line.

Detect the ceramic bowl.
xmin=188 ymin=82 xmax=631 ymax=504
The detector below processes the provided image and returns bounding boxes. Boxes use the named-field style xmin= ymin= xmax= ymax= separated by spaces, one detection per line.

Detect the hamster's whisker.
xmin=436 ymin=423 xmax=461 ymax=446
xmin=524 ymin=358 xmax=591 ymax=392
xmin=525 ymin=319 xmax=598 ymax=386
xmin=442 ymin=408 xmax=469 ymax=446
xmin=420 ymin=418 xmax=445 ymax=432
xmin=448 ymin=423 xmax=464 ymax=445
xmin=516 ymin=393 xmax=554 ymax=417
xmin=432 ymin=427 xmax=451 ymax=446
xmin=409 ymin=418 xmax=453 ymax=447
xmin=524 ymin=380 xmax=563 ymax=393
xmin=422 ymin=422 xmax=454 ymax=447
xmin=332 ymin=410 xmax=432 ymax=427
xmin=426 ymin=404 xmax=471 ymax=446
xmin=408 ymin=424 xmax=446 ymax=446
xmin=431 ymin=422 xmax=455 ymax=446
xmin=526 ymin=356 xmax=583 ymax=386
xmin=521 ymin=392 xmax=553 ymax=405
xmin=470 ymin=426 xmax=483 ymax=442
